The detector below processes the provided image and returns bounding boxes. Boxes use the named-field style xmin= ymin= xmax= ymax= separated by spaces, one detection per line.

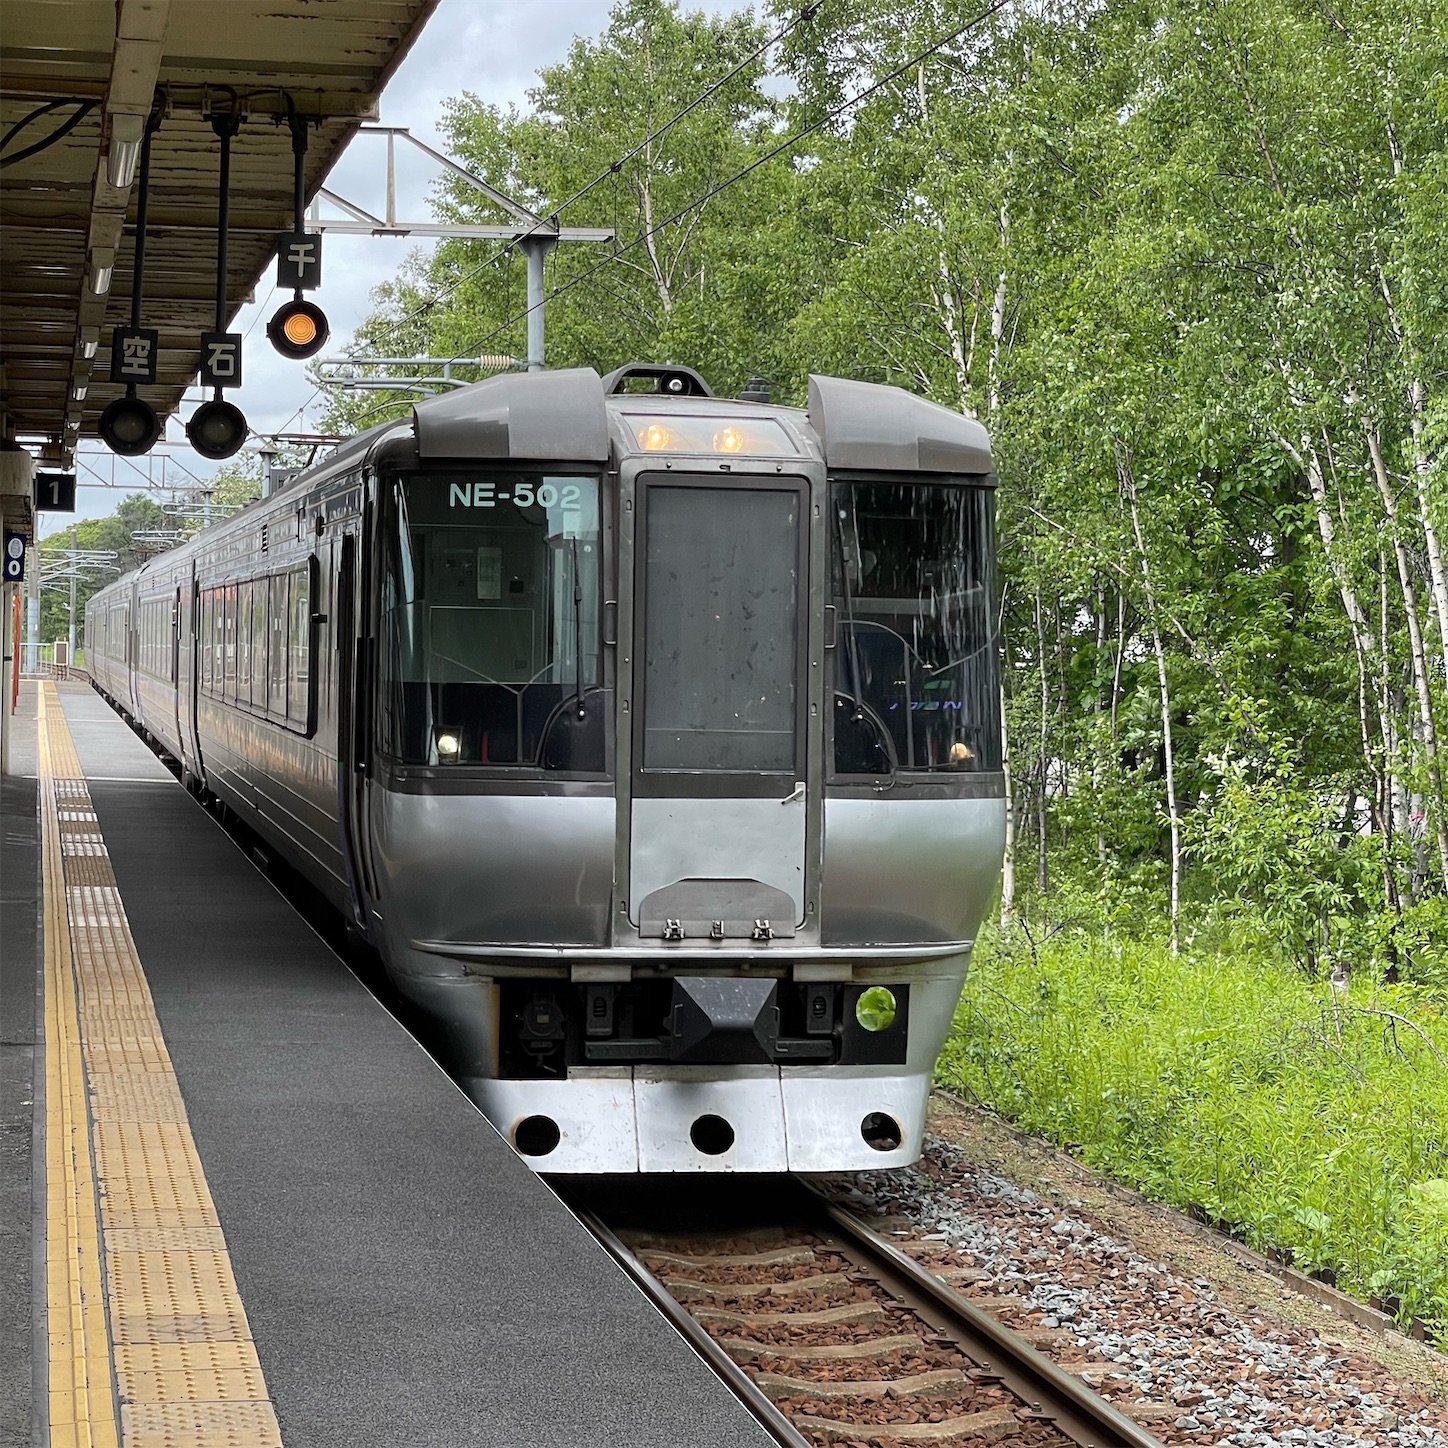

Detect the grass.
xmin=936 ymin=927 xmax=1448 ymax=1343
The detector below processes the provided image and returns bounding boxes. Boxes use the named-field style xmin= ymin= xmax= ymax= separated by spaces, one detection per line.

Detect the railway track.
xmin=573 ymin=1179 xmax=1164 ymax=1448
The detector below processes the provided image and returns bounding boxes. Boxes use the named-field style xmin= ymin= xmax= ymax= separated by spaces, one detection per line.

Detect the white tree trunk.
xmin=1120 ymin=453 xmax=1181 ymax=952
xmin=1365 ymin=424 xmax=1448 ymax=890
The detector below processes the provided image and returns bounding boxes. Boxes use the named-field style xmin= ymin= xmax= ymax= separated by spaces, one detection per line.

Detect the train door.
xmin=335 ymin=530 xmax=374 ymax=933
xmin=626 ymin=474 xmax=814 ymax=939
xmin=172 ymin=583 xmax=183 ymax=748
xmin=127 ymin=590 xmax=139 ymax=711
xmin=184 ymin=570 xmax=204 ymax=782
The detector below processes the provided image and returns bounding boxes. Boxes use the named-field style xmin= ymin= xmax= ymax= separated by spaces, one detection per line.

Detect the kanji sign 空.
xmin=110 ymin=327 xmax=159 ymax=386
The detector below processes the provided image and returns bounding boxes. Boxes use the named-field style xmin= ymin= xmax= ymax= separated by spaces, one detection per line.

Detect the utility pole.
xmin=26 ymin=538 xmax=39 ymax=672
xmin=68 ymin=524 xmax=77 ymax=664
xmin=519 ymin=234 xmax=558 ymax=372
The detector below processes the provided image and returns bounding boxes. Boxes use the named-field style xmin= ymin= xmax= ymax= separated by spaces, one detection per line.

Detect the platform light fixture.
xmin=72 ymin=385 xmax=87 ymax=402
xmin=79 ymin=333 xmax=98 ymax=359
xmin=88 ymin=249 xmax=115 ymax=296
xmin=107 ymin=115 xmax=145 ymax=189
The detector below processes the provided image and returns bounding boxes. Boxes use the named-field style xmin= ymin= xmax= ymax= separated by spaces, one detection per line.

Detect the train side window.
xmin=269 ymin=574 xmax=288 ymax=718
xmin=236 ymin=582 xmax=251 ymax=699
xmin=213 ymin=589 xmax=225 ymax=694
xmin=223 ymin=584 xmax=238 ymax=700
xmin=287 ymin=566 xmax=310 ymax=728
xmin=250 ymin=579 xmax=267 ymax=708
xmin=201 ymin=592 xmax=213 ymax=692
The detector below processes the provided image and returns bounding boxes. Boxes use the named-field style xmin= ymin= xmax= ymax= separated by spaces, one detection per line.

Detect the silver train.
xmin=86 ymin=364 xmax=1004 ymax=1172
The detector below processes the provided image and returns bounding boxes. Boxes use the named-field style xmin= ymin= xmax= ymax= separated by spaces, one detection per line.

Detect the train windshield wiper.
xmin=834 ymin=498 xmax=866 ymax=721
xmin=571 ymin=538 xmax=585 ymax=719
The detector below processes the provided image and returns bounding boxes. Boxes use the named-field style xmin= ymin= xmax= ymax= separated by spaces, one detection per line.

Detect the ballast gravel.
xmin=818 ymin=1137 xmax=1448 ymax=1448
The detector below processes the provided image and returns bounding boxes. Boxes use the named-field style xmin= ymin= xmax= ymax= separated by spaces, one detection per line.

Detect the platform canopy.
xmin=0 ymin=0 xmax=441 ymax=531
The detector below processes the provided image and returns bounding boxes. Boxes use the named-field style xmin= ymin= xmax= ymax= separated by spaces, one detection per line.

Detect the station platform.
xmin=1 ymin=680 xmax=775 ymax=1448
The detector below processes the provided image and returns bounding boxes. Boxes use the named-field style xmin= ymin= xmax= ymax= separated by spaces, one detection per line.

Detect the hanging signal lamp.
xmin=100 ymin=108 xmax=162 ymax=455
xmin=187 ymin=106 xmax=248 ymax=459
xmin=267 ymin=296 xmax=328 ymax=360
xmin=267 ymin=108 xmax=329 ymax=360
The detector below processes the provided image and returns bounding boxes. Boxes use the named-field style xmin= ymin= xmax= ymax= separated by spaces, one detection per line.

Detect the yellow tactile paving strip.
xmin=39 ymin=683 xmax=284 ymax=1448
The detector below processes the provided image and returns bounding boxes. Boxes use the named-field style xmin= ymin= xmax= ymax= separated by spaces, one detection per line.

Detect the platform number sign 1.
xmin=34 ymin=472 xmax=76 ymax=513
xmin=3 ymin=532 xmax=24 ymax=583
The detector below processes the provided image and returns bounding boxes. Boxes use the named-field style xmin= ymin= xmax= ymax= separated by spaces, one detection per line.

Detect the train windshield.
xmin=831 ymin=479 xmax=999 ymax=775
xmin=381 ymin=473 xmax=604 ymax=769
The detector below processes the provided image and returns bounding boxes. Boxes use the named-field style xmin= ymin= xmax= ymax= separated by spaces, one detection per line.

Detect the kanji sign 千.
xmin=275 ymin=232 xmax=323 ymax=290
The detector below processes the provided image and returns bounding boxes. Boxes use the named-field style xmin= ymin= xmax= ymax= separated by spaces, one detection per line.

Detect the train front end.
xmin=367 ymin=365 xmax=1004 ymax=1171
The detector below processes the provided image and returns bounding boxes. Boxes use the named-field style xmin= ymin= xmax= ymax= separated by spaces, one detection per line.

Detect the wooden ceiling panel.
xmin=0 ymin=0 xmax=441 ymax=481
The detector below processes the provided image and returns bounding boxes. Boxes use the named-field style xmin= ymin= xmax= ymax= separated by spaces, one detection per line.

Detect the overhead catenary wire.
xmin=353 ymin=1 xmax=829 ymax=355
xmin=284 ymin=2 xmax=827 ymax=434
xmin=456 ymin=0 xmax=1008 ymax=362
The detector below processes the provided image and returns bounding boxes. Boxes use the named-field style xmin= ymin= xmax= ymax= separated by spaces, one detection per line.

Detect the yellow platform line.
xmin=39 ymin=683 xmax=284 ymax=1448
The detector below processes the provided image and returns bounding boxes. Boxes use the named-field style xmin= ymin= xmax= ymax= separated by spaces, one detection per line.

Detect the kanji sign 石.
xmin=110 ymin=327 xmax=159 ymax=385
xmin=199 ymin=332 xmax=244 ymax=388
xmin=275 ymin=232 xmax=323 ymax=290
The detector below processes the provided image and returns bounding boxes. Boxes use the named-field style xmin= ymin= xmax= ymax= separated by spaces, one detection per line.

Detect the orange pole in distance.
xmin=11 ymin=589 xmax=19 ymax=711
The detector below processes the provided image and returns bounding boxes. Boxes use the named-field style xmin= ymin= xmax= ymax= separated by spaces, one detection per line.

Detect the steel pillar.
xmin=519 ymin=234 xmax=558 ymax=373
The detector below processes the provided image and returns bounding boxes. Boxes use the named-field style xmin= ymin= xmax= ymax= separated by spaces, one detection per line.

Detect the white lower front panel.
xmin=634 ymin=1068 xmax=786 ymax=1172
xmin=471 ymin=1074 xmax=640 ymax=1172
xmin=465 ymin=1068 xmax=931 ymax=1173
xmin=781 ymin=1070 xmax=928 ymax=1172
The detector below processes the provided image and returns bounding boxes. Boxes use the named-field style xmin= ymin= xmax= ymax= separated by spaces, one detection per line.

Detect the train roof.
xmin=406 ymin=365 xmax=994 ymax=477
xmin=88 ymin=367 xmax=993 ymax=604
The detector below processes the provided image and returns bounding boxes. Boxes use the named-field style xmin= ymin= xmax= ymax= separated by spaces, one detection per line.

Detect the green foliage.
xmin=941 ymin=930 xmax=1448 ymax=1343
xmin=38 ymin=495 xmax=164 ymax=644
xmin=325 ymin=0 xmax=1448 ymax=1324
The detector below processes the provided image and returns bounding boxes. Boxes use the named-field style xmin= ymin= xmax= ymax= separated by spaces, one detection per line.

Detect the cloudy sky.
xmin=64 ymin=0 xmax=744 ymax=529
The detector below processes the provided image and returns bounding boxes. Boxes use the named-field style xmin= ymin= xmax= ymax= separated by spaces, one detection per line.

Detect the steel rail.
xmin=574 ymin=1207 xmax=814 ymax=1448
xmin=809 ymin=1189 xmax=1167 ymax=1448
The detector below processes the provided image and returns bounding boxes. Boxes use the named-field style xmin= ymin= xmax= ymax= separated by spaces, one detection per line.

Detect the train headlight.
xmin=713 ymin=425 xmax=745 ymax=454
xmin=855 ymin=987 xmax=897 ymax=1032
xmin=637 ymin=421 xmax=673 ymax=451
xmin=435 ymin=730 xmax=461 ymax=761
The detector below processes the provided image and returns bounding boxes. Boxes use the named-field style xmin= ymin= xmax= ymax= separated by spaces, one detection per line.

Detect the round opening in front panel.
xmin=689 ymin=1114 xmax=735 ymax=1156
xmin=861 ymin=1112 xmax=903 ymax=1152
xmin=514 ymin=1115 xmax=561 ymax=1157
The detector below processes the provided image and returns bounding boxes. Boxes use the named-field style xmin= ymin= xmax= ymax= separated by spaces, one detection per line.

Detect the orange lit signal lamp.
xmin=267 ymin=296 xmax=329 ymax=360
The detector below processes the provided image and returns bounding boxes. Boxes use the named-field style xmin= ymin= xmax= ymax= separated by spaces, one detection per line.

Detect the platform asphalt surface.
xmin=1 ymin=687 xmax=39 ymax=1448
xmin=56 ymin=685 xmax=774 ymax=1448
